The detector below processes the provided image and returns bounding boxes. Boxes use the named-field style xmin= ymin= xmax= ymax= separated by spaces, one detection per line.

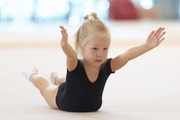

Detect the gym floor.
xmin=0 ymin=20 xmax=180 ymax=120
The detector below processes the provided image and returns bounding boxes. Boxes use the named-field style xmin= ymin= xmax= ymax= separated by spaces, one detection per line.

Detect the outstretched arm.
xmin=111 ymin=27 xmax=166 ymax=72
xmin=59 ymin=26 xmax=78 ymax=71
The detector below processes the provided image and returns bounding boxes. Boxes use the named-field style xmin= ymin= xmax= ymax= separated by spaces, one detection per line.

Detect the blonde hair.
xmin=74 ymin=12 xmax=111 ymax=53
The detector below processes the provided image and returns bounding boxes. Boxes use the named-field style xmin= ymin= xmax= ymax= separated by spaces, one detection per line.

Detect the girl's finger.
xmin=154 ymin=27 xmax=162 ymax=34
xmin=155 ymin=27 xmax=164 ymax=36
xmin=60 ymin=26 xmax=67 ymax=32
xmin=148 ymin=30 xmax=154 ymax=38
xmin=158 ymin=31 xmax=166 ymax=40
xmin=159 ymin=37 xmax=165 ymax=44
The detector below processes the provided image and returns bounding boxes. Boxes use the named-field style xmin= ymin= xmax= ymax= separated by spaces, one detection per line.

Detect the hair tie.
xmin=88 ymin=15 xmax=95 ymax=20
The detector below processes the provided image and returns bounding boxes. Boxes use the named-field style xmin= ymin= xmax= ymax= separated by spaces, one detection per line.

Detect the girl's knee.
xmin=42 ymin=87 xmax=58 ymax=109
xmin=30 ymin=75 xmax=50 ymax=93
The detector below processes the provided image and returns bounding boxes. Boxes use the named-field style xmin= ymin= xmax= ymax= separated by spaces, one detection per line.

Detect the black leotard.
xmin=56 ymin=58 xmax=114 ymax=112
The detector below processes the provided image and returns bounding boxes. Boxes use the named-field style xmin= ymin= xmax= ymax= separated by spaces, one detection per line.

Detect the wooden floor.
xmin=0 ymin=21 xmax=180 ymax=120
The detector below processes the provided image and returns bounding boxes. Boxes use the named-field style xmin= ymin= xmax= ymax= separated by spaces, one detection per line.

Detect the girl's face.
xmin=80 ymin=36 xmax=110 ymax=68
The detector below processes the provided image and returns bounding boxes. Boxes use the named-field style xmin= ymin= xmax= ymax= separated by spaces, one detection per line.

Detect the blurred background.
xmin=1 ymin=0 xmax=180 ymax=47
xmin=0 ymin=0 xmax=180 ymax=26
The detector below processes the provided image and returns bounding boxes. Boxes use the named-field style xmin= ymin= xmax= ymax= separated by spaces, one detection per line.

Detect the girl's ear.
xmin=78 ymin=42 xmax=83 ymax=51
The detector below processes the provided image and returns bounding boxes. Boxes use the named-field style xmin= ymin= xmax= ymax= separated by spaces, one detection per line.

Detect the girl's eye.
xmin=104 ymin=48 xmax=108 ymax=50
xmin=92 ymin=48 xmax=98 ymax=50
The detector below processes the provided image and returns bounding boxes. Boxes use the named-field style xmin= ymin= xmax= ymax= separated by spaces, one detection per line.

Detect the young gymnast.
xmin=22 ymin=12 xmax=166 ymax=112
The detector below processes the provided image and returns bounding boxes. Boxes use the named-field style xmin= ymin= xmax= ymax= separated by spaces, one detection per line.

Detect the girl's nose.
xmin=97 ymin=51 xmax=102 ymax=57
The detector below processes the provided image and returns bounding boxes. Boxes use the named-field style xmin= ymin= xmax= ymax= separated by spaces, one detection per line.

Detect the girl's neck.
xmin=81 ymin=60 xmax=100 ymax=71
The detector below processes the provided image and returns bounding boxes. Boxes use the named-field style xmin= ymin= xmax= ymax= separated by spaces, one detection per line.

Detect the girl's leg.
xmin=50 ymin=72 xmax=66 ymax=85
xmin=22 ymin=68 xmax=58 ymax=109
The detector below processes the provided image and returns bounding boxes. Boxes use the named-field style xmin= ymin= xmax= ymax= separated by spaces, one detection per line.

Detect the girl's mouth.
xmin=95 ymin=60 xmax=102 ymax=62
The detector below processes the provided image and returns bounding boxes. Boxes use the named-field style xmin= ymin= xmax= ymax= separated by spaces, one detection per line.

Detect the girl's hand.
xmin=146 ymin=27 xmax=166 ymax=48
xmin=59 ymin=26 xmax=68 ymax=46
